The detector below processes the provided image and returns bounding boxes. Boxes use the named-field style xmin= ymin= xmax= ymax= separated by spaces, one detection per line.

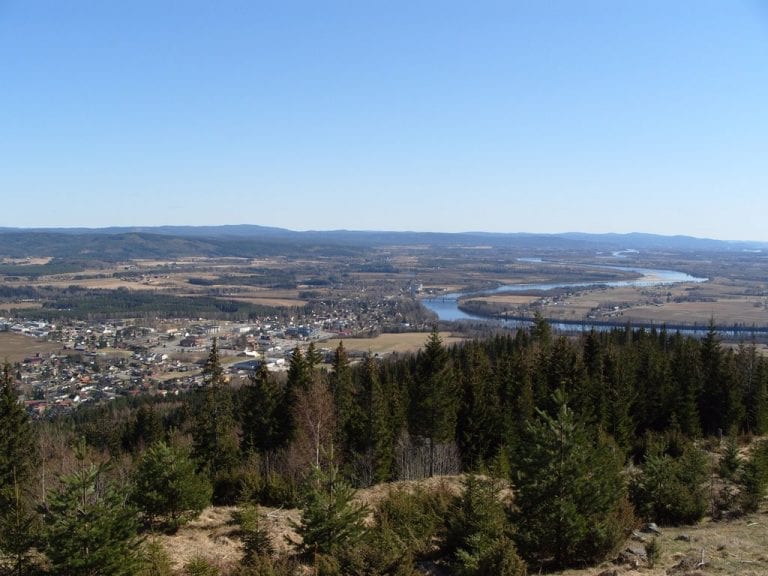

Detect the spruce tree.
xmin=330 ymin=341 xmax=357 ymax=458
xmin=191 ymin=340 xmax=238 ymax=489
xmin=0 ymin=475 xmax=39 ymax=575
xmin=410 ymin=329 xmax=458 ymax=477
xmin=281 ymin=347 xmax=309 ymax=442
xmin=456 ymin=342 xmax=502 ymax=470
xmin=292 ymin=465 xmax=367 ymax=557
xmin=669 ymin=335 xmax=702 ymax=437
xmin=513 ymin=390 xmax=631 ymax=569
xmin=131 ymin=441 xmax=212 ymax=531
xmin=699 ymin=325 xmax=726 ymax=434
xmin=0 ymin=363 xmax=36 ymax=508
xmin=0 ymin=362 xmax=39 ymax=572
xmin=304 ymin=342 xmax=323 ymax=373
xmin=43 ymin=458 xmax=141 ymax=576
xmin=240 ymin=363 xmax=285 ymax=454
xmin=444 ymin=475 xmax=521 ymax=576
xmin=132 ymin=403 xmax=164 ymax=451
xmin=364 ymin=354 xmax=395 ymax=483
xmin=738 ymin=342 xmax=768 ymax=435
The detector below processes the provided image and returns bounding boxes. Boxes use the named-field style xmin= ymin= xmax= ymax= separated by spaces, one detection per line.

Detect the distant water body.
xmin=423 ymin=263 xmax=708 ymax=324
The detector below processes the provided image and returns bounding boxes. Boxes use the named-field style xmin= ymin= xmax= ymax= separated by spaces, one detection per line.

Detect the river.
xmin=422 ymin=264 xmax=708 ymax=323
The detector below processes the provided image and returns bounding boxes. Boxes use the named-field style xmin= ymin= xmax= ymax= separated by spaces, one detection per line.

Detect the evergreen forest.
xmin=3 ymin=320 xmax=768 ymax=574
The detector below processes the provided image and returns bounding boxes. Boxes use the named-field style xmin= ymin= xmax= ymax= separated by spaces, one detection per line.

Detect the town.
xmin=3 ymin=313 xmax=399 ymax=417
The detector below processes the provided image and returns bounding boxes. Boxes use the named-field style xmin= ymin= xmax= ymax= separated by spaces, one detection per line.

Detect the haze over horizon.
xmin=2 ymin=2 xmax=767 ymax=242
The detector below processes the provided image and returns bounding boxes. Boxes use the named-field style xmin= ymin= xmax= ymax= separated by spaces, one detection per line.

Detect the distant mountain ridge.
xmin=0 ymin=226 xmax=764 ymax=260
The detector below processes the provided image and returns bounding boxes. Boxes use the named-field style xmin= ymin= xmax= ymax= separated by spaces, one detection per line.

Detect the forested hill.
xmin=4 ymin=324 xmax=768 ymax=573
xmin=0 ymin=226 xmax=765 ymax=259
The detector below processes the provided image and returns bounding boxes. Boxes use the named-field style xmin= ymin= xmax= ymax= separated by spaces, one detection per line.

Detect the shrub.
xmin=444 ymin=476 xmax=518 ymax=576
xmin=373 ymin=483 xmax=452 ymax=557
xmin=646 ymin=537 xmax=661 ymax=568
xmin=719 ymin=436 xmax=742 ymax=480
xmin=137 ymin=538 xmax=174 ymax=576
xmin=630 ymin=441 xmax=708 ymax=525
xmin=475 ymin=537 xmax=527 ymax=576
xmin=183 ymin=557 xmax=220 ymax=576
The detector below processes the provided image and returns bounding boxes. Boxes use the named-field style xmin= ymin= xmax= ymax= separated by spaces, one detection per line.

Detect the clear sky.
xmin=2 ymin=1 xmax=767 ymax=240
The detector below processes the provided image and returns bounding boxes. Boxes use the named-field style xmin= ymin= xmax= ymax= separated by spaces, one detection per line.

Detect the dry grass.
xmin=556 ymin=515 xmax=768 ymax=576
xmin=159 ymin=506 xmax=244 ymax=570
xmin=472 ymin=294 xmax=541 ymax=306
xmin=0 ymin=302 xmax=43 ymax=311
xmin=323 ymin=331 xmax=466 ymax=355
xmin=527 ymin=279 xmax=768 ymax=328
xmin=0 ymin=332 xmax=62 ymax=363
xmin=622 ymin=300 xmax=768 ymax=326
xmin=160 ymin=478 xmax=768 ymax=576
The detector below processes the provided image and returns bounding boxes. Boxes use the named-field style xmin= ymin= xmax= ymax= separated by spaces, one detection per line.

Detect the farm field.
xmin=3 ymin=238 xmax=768 ymax=340
xmin=323 ymin=331 xmax=465 ymax=356
xmin=0 ymin=332 xmax=62 ymax=362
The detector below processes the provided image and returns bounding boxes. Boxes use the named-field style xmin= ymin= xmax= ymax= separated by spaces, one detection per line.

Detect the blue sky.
xmin=2 ymin=1 xmax=767 ymax=240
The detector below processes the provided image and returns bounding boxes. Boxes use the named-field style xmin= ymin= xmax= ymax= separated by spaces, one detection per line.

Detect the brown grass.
xmin=0 ymin=332 xmax=62 ymax=363
xmin=323 ymin=331 xmax=466 ymax=355
xmin=159 ymin=507 xmax=244 ymax=570
xmin=160 ymin=477 xmax=768 ymax=576
xmin=470 ymin=294 xmax=541 ymax=306
xmin=0 ymin=302 xmax=43 ymax=311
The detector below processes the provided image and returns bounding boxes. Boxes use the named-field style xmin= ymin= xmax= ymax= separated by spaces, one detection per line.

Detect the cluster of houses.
xmin=2 ymin=285 xmax=433 ymax=418
xmin=2 ymin=315 xmax=338 ymax=418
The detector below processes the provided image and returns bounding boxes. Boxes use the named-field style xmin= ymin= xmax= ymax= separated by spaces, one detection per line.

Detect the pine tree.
xmin=513 ymin=390 xmax=631 ymax=569
xmin=629 ymin=438 xmax=708 ymax=525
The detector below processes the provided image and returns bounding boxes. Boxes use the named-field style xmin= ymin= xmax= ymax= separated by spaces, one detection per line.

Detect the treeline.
xmin=4 ymin=321 xmax=768 ymax=574
xmin=0 ymin=258 xmax=92 ymax=279
xmin=30 ymin=287 xmax=281 ymax=321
